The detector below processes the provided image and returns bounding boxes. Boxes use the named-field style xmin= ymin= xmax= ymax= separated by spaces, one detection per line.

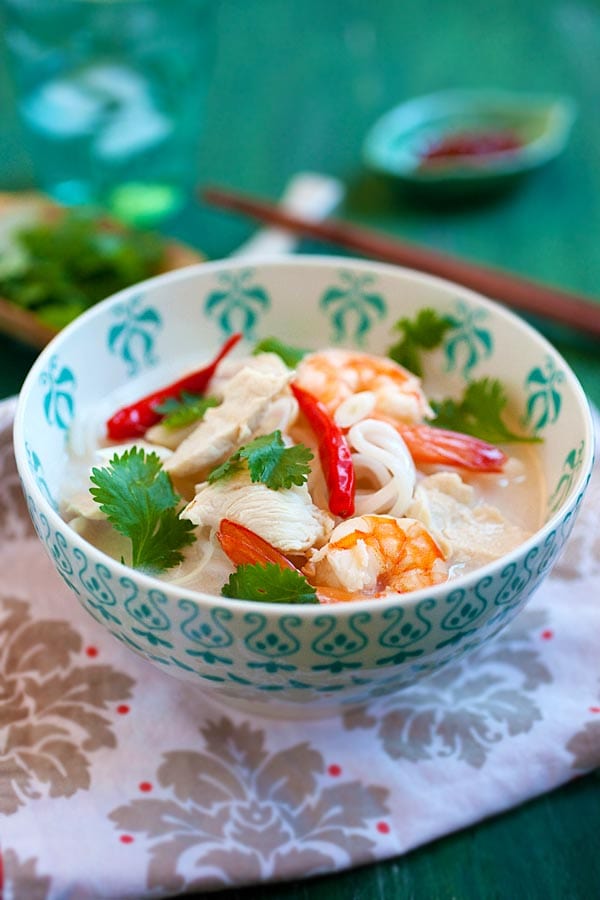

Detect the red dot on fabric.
xmin=85 ymin=646 xmax=99 ymax=657
xmin=327 ymin=764 xmax=342 ymax=777
xmin=119 ymin=835 xmax=134 ymax=844
xmin=590 ymin=706 xmax=600 ymax=714
xmin=116 ymin=705 xmax=130 ymax=715
xmin=376 ymin=822 xmax=390 ymax=834
xmin=541 ymin=630 xmax=554 ymax=640
xmin=139 ymin=782 xmax=153 ymax=792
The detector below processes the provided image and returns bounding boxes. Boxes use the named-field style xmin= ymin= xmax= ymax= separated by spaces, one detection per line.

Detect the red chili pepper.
xmin=106 ymin=332 xmax=242 ymax=440
xmin=291 ymin=383 xmax=355 ymax=518
xmin=420 ymin=129 xmax=522 ymax=165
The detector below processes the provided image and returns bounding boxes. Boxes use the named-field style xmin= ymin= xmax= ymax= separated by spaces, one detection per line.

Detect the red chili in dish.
xmin=106 ymin=332 xmax=242 ymax=440
xmin=420 ymin=129 xmax=523 ymax=164
xmin=291 ymin=382 xmax=355 ymax=518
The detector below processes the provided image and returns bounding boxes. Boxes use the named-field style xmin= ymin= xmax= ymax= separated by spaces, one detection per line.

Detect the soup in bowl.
xmin=13 ymin=256 xmax=594 ymax=717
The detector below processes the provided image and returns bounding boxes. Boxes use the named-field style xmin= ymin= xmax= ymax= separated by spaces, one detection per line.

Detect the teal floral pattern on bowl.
xmin=444 ymin=300 xmax=493 ymax=376
xmin=523 ymin=356 xmax=565 ymax=431
xmin=107 ymin=293 xmax=163 ymax=376
xmin=319 ymin=270 xmax=387 ymax=344
xmin=13 ymin=256 xmax=595 ymax=717
xmin=40 ymin=355 xmax=76 ymax=430
xmin=204 ymin=268 xmax=270 ymax=336
xmin=548 ymin=444 xmax=586 ymax=514
xmin=25 ymin=442 xmax=58 ymax=511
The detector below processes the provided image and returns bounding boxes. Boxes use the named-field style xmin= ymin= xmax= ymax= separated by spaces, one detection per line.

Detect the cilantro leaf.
xmin=431 ymin=377 xmax=542 ymax=443
xmin=252 ymin=336 xmax=308 ymax=368
xmin=241 ymin=432 xmax=313 ymax=488
xmin=208 ymin=431 xmax=313 ymax=490
xmin=207 ymin=455 xmax=247 ymax=483
xmin=388 ymin=308 xmax=456 ymax=376
xmin=155 ymin=392 xmax=219 ymax=430
xmin=89 ymin=447 xmax=196 ymax=573
xmin=0 ymin=210 xmax=164 ymax=326
xmin=222 ymin=562 xmax=318 ymax=604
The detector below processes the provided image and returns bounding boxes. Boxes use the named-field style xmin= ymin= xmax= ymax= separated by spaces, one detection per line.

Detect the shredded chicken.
xmin=407 ymin=472 xmax=531 ymax=572
xmin=163 ymin=357 xmax=293 ymax=480
xmin=146 ymin=352 xmax=293 ymax=451
xmin=182 ymin=472 xmax=334 ymax=554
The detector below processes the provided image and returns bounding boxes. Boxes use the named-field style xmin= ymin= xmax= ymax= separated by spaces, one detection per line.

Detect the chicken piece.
xmin=146 ymin=352 xmax=292 ymax=452
xmin=145 ymin=419 xmax=199 ymax=451
xmin=182 ymin=472 xmax=334 ymax=554
xmin=163 ymin=358 xmax=292 ymax=480
xmin=209 ymin=352 xmax=294 ymax=396
xmin=407 ymin=471 xmax=531 ymax=572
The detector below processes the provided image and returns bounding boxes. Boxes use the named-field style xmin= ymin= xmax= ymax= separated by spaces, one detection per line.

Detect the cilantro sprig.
xmin=155 ymin=392 xmax=219 ymax=430
xmin=208 ymin=430 xmax=313 ymax=490
xmin=431 ymin=377 xmax=542 ymax=444
xmin=90 ymin=447 xmax=196 ymax=573
xmin=222 ymin=562 xmax=318 ymax=604
xmin=388 ymin=308 xmax=456 ymax=376
xmin=0 ymin=210 xmax=164 ymax=329
xmin=252 ymin=337 xmax=308 ymax=368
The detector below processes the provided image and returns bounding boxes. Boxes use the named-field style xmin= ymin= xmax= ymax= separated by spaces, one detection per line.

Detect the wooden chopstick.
xmin=202 ymin=184 xmax=600 ymax=339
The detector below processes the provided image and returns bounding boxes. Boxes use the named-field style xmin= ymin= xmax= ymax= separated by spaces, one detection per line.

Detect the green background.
xmin=1 ymin=1 xmax=599 ymax=897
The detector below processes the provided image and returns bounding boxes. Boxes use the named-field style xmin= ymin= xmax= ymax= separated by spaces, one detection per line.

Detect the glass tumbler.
xmin=2 ymin=0 xmax=215 ymax=224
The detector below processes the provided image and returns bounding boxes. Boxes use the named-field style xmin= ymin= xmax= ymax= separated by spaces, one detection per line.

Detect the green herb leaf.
xmin=431 ymin=377 xmax=542 ymax=443
xmin=0 ymin=211 xmax=164 ymax=326
xmin=252 ymin=336 xmax=308 ymax=368
xmin=388 ymin=308 xmax=456 ymax=376
xmin=208 ymin=430 xmax=313 ymax=490
xmin=89 ymin=446 xmax=196 ymax=573
xmin=207 ymin=455 xmax=247 ymax=483
xmin=222 ymin=562 xmax=319 ymax=604
xmin=155 ymin=392 xmax=219 ymax=430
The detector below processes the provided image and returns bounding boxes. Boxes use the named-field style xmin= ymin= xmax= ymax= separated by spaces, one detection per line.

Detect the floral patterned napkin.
xmin=1 ymin=395 xmax=599 ymax=899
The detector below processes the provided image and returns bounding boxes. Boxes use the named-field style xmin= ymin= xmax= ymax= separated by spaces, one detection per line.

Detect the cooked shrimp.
xmin=303 ymin=514 xmax=448 ymax=597
xmin=294 ymin=349 xmax=507 ymax=472
xmin=392 ymin=423 xmax=508 ymax=473
xmin=217 ymin=516 xmax=447 ymax=603
xmin=295 ymin=349 xmax=432 ymax=426
xmin=216 ymin=519 xmax=353 ymax=603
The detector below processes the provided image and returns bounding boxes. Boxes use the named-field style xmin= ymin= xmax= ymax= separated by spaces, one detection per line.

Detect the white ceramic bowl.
xmin=13 ymin=256 xmax=595 ymax=718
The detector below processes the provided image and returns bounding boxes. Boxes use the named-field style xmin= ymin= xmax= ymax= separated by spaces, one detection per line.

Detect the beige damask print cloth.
xmin=1 ymin=396 xmax=599 ymax=899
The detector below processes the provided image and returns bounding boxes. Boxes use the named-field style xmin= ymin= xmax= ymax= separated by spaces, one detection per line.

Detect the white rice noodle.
xmin=161 ymin=528 xmax=228 ymax=595
xmin=348 ymin=418 xmax=416 ymax=517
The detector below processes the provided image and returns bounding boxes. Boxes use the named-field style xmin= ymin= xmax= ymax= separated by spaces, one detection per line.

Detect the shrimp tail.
xmin=398 ymin=424 xmax=508 ymax=473
xmin=216 ymin=519 xmax=297 ymax=570
xmin=217 ymin=519 xmax=354 ymax=603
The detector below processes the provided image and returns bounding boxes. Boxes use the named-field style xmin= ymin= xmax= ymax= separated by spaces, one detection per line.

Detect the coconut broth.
xmin=61 ymin=350 xmax=546 ymax=599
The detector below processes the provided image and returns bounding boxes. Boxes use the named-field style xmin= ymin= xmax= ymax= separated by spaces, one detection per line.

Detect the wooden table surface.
xmin=1 ymin=1 xmax=599 ymax=897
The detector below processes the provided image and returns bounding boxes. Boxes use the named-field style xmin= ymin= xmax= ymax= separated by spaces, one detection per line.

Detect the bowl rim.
xmin=13 ymin=253 xmax=596 ymax=617
xmin=362 ymin=88 xmax=577 ymax=183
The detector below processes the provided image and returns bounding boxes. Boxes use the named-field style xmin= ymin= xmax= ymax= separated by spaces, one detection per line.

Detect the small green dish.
xmin=362 ymin=89 xmax=576 ymax=199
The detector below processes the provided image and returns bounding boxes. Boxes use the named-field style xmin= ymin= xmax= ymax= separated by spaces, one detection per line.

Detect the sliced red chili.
xmin=291 ymin=383 xmax=355 ymax=518
xmin=420 ymin=129 xmax=522 ymax=165
xmin=106 ymin=332 xmax=242 ymax=440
